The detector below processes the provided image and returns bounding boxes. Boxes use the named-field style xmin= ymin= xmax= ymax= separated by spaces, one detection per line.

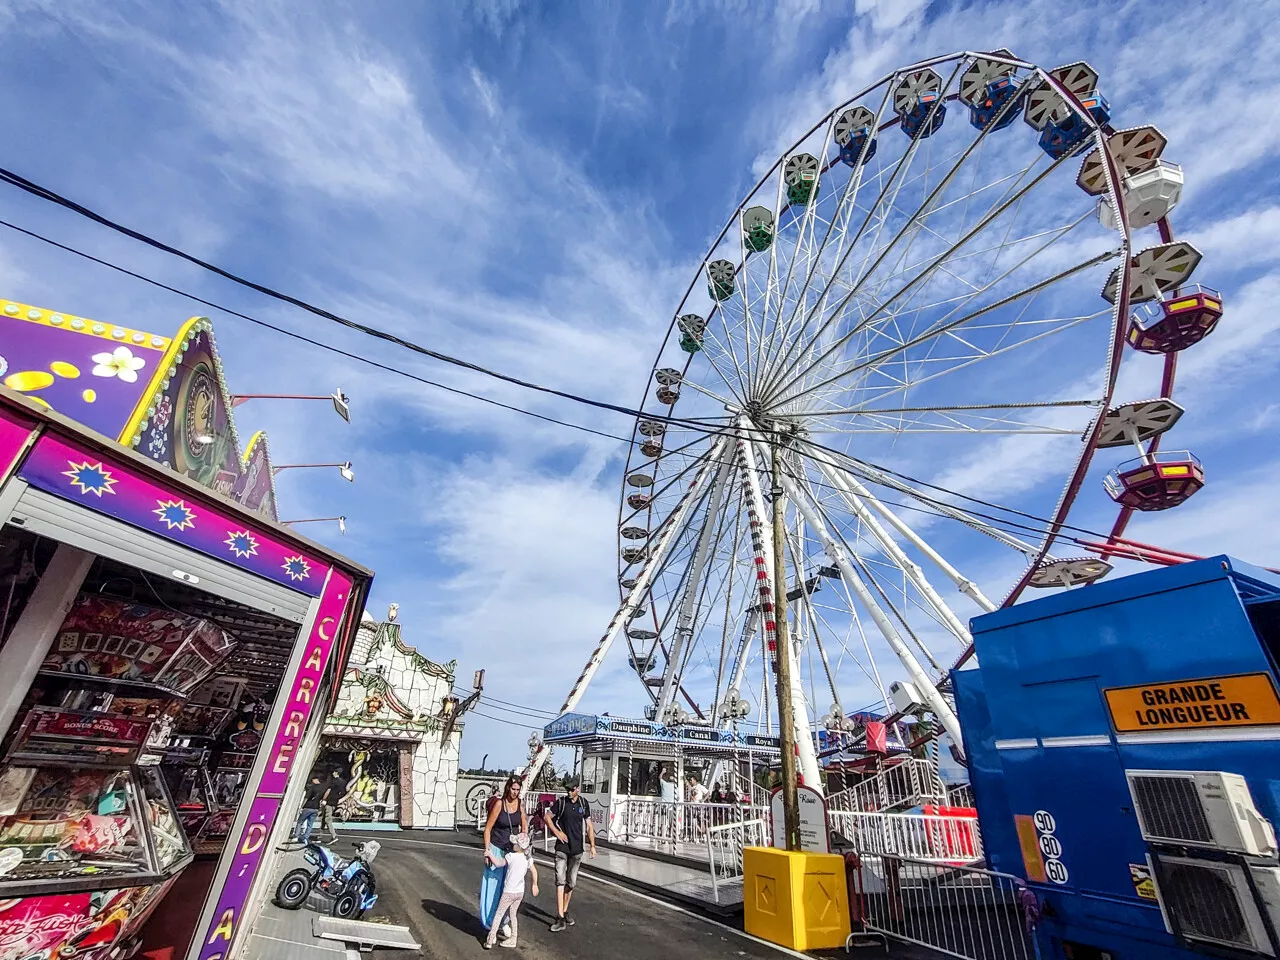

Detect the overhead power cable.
xmin=0 ymin=166 xmax=719 ymax=430
xmin=0 ymin=214 xmax=1169 ymax=564
xmin=479 ymin=697 xmax=559 ymax=720
xmin=0 ymin=217 xmax=639 ymax=445
xmin=470 ymin=708 xmax=544 ymax=729
xmin=480 ymin=694 xmax=560 ymax=717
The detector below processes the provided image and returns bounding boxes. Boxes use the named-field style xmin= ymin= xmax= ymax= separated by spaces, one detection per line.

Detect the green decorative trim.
xmin=325 ymin=715 xmax=440 ymax=733
xmin=370 ymin=621 xmax=455 ymax=680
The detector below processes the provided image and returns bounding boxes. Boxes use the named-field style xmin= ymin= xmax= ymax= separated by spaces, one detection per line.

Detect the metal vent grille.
xmin=1160 ymin=859 xmax=1253 ymax=949
xmin=1132 ymin=774 xmax=1213 ymax=844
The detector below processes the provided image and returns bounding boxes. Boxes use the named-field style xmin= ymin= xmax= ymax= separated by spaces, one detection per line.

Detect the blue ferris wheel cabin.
xmin=955 ymin=555 xmax=1280 ymax=959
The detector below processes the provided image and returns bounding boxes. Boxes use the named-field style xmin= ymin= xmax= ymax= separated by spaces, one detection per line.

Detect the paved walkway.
xmin=576 ymin=843 xmax=740 ymax=910
xmin=364 ymin=833 xmax=873 ymax=959
xmin=240 ymin=846 xmax=348 ymax=960
xmin=243 ymin=832 xmax=939 ymax=960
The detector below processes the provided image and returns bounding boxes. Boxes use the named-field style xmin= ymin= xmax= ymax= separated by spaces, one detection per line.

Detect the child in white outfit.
xmin=485 ymin=832 xmax=538 ymax=949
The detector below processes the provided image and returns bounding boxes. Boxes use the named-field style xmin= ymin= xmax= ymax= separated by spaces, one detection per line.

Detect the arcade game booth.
xmin=0 ymin=300 xmax=372 ymax=960
xmin=956 ymin=556 xmax=1280 ymax=959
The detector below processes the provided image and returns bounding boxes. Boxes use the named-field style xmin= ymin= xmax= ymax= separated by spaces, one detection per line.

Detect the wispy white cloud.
xmin=0 ymin=0 xmax=1274 ymax=767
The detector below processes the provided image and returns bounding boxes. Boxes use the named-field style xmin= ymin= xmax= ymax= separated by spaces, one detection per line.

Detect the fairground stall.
xmin=541 ymin=713 xmax=777 ymax=842
xmin=0 ymin=299 xmax=372 ymax=960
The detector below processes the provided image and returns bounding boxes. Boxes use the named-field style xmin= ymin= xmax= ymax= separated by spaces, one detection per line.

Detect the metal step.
xmin=312 ymin=917 xmax=421 ymax=951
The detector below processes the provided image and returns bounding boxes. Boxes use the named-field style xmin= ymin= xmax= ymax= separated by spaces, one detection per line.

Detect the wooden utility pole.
xmin=770 ymin=430 xmax=800 ymax=851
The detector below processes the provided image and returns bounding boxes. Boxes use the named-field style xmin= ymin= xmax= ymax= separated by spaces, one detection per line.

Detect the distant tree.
xmin=461 ymin=767 xmax=516 ymax=778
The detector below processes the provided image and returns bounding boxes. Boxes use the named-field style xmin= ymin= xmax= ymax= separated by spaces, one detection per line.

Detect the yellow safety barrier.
xmin=742 ymin=847 xmax=851 ymax=951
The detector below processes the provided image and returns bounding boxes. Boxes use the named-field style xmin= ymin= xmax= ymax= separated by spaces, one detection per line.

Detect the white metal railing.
xmin=705 ymin=762 xmax=768 ymax=807
xmin=947 ymin=783 xmax=975 ymax=808
xmin=829 ymin=810 xmax=983 ymax=863
xmin=848 ymin=855 xmax=1038 ymax=960
xmin=706 ymin=817 xmax=770 ymax=903
xmin=618 ymin=799 xmax=769 ymax=848
xmin=827 ymin=758 xmax=947 ymax=813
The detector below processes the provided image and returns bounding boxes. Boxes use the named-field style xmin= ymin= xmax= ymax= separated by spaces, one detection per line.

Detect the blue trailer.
xmin=955 ymin=556 xmax=1280 ymax=959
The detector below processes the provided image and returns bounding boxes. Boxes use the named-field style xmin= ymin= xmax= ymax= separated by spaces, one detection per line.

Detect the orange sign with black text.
xmin=1104 ymin=673 xmax=1280 ymax=733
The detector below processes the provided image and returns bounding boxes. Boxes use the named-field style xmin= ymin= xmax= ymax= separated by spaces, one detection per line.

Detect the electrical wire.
xmin=0 ymin=217 xmax=653 ymax=445
xmin=480 ymin=694 xmax=560 ymax=717
xmin=0 ymin=214 xmax=1166 ymax=563
xmin=479 ymin=697 xmax=560 ymax=720
xmin=0 ymin=167 xmax=732 ymax=432
xmin=470 ymin=708 xmax=545 ymax=729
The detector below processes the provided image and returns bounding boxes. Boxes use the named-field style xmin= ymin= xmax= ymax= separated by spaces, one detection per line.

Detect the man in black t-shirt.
xmin=546 ymin=777 xmax=595 ymax=932
xmin=293 ymin=775 xmax=329 ymax=845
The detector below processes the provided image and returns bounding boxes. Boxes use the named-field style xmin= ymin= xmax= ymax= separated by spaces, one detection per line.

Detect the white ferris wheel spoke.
xmin=805 ymin=440 xmax=1038 ymax=557
xmin=762 ymin=152 xmax=1088 ymax=409
xmin=756 ymin=82 xmax=897 ymax=389
xmin=754 ymin=81 xmax=937 ymax=400
xmin=767 ymin=214 xmax=1113 ymax=409
xmin=797 ymin=451 xmax=976 ymax=644
xmin=758 ymin=69 xmax=1032 ymax=402
xmin=526 ymin=437 xmax=728 ymax=791
xmin=655 ymin=451 xmax=737 ymax=719
xmin=769 ymin=154 xmax=1077 ymax=409
xmin=770 ymin=442 xmax=965 ymax=749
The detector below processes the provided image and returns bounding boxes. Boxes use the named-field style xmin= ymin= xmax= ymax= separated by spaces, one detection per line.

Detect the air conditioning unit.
xmin=1127 ymin=770 xmax=1277 ymax=857
xmin=890 ymin=680 xmax=924 ymax=716
xmin=1148 ymin=853 xmax=1280 ymax=956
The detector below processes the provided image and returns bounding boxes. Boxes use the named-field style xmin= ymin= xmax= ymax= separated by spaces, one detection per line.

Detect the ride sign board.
xmin=1104 ymin=673 xmax=1280 ymax=733
xmin=769 ymin=785 xmax=830 ymax=854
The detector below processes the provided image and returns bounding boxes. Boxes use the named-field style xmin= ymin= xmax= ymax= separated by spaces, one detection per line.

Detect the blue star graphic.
xmin=225 ymin=530 xmax=259 ymax=558
xmin=282 ymin=556 xmax=311 ymax=581
xmin=62 ymin=461 xmax=117 ymax=497
xmin=153 ymin=499 xmax=196 ymax=531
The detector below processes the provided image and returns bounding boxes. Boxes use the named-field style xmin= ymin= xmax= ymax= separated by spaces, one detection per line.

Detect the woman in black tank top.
xmin=483 ymin=775 xmax=528 ymax=862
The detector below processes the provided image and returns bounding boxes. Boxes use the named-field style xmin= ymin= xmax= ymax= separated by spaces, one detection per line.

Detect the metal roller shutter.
xmin=7 ymin=485 xmax=313 ymax=623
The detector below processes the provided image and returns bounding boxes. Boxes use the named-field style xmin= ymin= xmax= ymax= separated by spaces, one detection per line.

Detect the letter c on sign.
xmin=318 ymin=617 xmax=334 ymax=642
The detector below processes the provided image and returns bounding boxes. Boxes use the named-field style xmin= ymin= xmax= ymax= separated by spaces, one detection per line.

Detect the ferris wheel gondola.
xmin=524 ymin=51 xmax=1229 ymax=793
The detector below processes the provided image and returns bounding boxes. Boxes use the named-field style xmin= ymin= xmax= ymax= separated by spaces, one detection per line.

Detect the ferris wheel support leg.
xmin=809 ymin=457 xmax=980 ymax=644
xmin=522 ymin=438 xmax=729 ymax=794
xmin=656 ymin=452 xmax=737 ymax=721
xmin=774 ymin=460 xmax=965 ymax=756
xmin=737 ymin=425 xmax=823 ymax=793
xmin=807 ymin=445 xmax=997 ymax=613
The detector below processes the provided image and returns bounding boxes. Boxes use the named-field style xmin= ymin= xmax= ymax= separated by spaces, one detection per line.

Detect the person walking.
xmin=482 ymin=776 xmax=527 ymax=935
xmin=484 ymin=832 xmax=538 ymax=949
xmin=321 ymin=769 xmax=342 ymax=843
xmin=659 ymin=764 xmax=678 ymax=844
xmin=546 ymin=777 xmax=595 ymax=932
xmin=484 ymin=776 xmax=528 ymax=860
xmin=290 ymin=775 xmax=328 ymax=846
xmin=686 ymin=775 xmax=709 ymax=804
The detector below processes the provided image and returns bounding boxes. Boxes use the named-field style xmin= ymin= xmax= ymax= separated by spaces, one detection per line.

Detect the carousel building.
xmin=318 ymin=605 xmax=476 ymax=829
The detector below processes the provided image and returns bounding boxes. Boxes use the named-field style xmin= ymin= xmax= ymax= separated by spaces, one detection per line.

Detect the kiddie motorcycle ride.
xmin=274 ymin=839 xmax=380 ymax=919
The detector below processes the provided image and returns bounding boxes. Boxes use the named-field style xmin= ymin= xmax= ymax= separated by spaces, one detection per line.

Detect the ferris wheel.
xmin=528 ymin=51 xmax=1223 ymax=790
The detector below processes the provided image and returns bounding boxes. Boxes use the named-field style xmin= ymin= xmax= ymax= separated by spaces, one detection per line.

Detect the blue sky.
xmin=0 ymin=0 xmax=1277 ymax=769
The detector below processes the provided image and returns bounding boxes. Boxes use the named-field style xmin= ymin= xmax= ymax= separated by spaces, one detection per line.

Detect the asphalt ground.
xmin=359 ymin=832 xmax=930 ymax=960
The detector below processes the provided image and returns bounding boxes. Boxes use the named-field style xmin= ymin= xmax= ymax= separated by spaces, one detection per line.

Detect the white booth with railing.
xmin=541 ymin=713 xmax=778 ymax=849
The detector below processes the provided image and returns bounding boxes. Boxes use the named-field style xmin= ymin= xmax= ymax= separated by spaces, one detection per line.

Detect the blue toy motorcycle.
xmin=274 ymin=839 xmax=380 ymax=919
